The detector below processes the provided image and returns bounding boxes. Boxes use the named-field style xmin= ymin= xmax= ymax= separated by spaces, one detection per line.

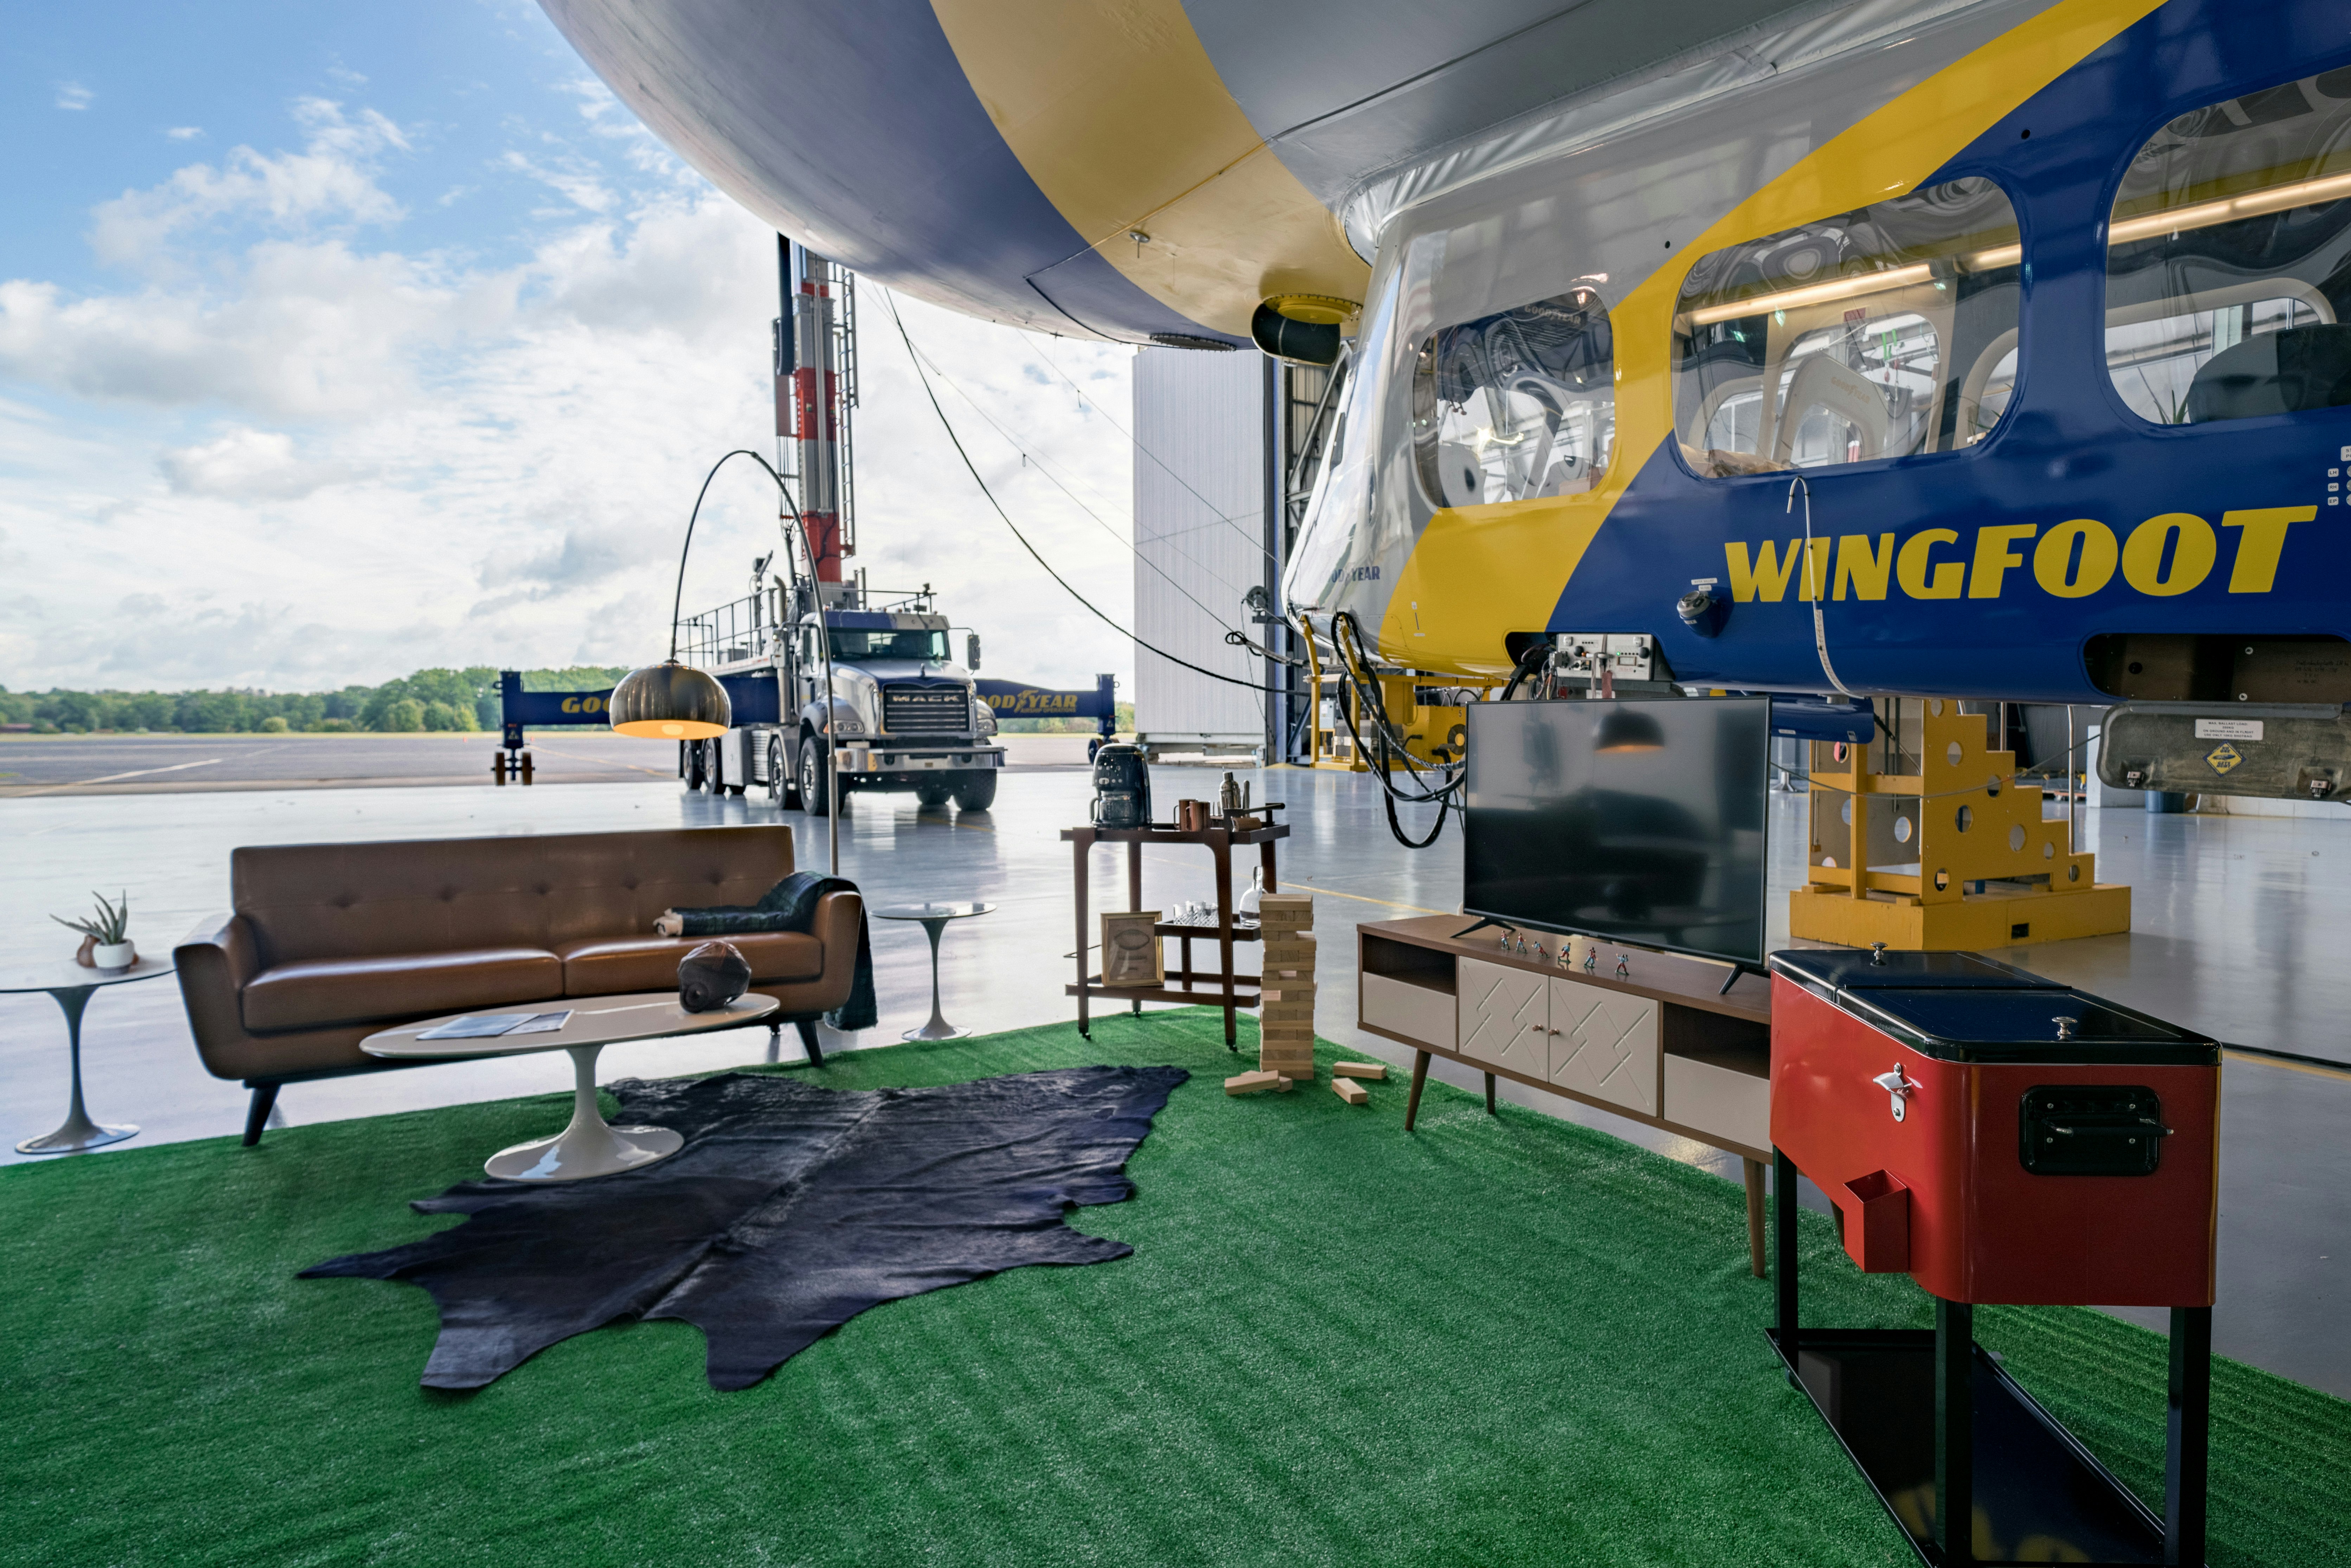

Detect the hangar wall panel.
xmin=1132 ymin=347 xmax=1268 ymax=749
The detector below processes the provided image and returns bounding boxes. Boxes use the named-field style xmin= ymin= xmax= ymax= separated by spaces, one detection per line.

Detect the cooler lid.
xmin=1769 ymin=949 xmax=2058 ymax=992
xmin=1768 ymin=950 xmax=2220 ymax=1064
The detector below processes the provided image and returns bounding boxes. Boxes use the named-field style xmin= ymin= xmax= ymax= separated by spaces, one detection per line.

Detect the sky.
xmin=0 ymin=0 xmax=1139 ymax=695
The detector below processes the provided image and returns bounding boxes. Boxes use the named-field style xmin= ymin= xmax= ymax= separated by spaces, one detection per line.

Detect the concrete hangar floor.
xmin=1 ymin=746 xmax=2344 ymax=1399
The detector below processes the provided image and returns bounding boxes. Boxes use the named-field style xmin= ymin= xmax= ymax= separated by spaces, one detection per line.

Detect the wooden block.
xmin=1224 ymin=1069 xmax=1284 ymax=1096
xmin=1258 ymin=1026 xmax=1315 ymax=1044
xmin=1257 ymin=894 xmax=1314 ymax=917
xmin=1261 ymin=1005 xmax=1315 ymax=1025
xmin=1273 ymin=1063 xmax=1314 ymax=1081
xmin=1331 ymin=1061 xmax=1389 ymax=1081
xmin=1258 ymin=1051 xmax=1314 ymax=1072
xmin=1272 ymin=1074 xmax=1294 ymax=1092
xmin=1332 ymin=1077 xmax=1369 ymax=1106
xmin=1262 ymin=934 xmax=1317 ymax=958
xmin=1259 ymin=985 xmax=1318 ymax=1004
xmin=1257 ymin=1041 xmax=1315 ymax=1060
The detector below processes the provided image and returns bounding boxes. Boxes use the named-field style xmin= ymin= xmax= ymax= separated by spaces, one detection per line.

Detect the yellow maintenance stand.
xmin=1294 ymin=628 xmax=1471 ymax=772
xmin=1788 ymin=698 xmax=2129 ymax=950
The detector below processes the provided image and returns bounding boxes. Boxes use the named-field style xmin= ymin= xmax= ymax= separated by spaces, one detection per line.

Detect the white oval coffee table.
xmin=364 ymin=992 xmax=779 ymax=1182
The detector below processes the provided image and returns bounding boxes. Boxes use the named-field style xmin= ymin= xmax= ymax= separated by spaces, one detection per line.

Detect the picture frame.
xmin=1100 ymin=910 xmax=1165 ymax=988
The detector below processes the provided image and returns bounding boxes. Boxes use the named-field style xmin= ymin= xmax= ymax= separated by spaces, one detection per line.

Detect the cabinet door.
xmin=1546 ymin=977 xmax=1660 ymax=1115
xmin=1458 ymin=958 xmax=1547 ymax=1076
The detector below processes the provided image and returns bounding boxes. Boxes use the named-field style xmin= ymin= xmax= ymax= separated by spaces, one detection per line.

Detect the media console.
xmin=1356 ymin=914 xmax=1775 ymax=1276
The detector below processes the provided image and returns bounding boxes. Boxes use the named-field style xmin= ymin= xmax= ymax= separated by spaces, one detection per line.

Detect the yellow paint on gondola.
xmin=1379 ymin=0 xmax=2171 ymax=677
xmin=929 ymin=0 xmax=1368 ymax=338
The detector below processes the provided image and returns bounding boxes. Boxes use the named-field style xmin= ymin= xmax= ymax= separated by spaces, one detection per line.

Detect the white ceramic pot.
xmin=94 ymin=941 xmax=135 ymax=972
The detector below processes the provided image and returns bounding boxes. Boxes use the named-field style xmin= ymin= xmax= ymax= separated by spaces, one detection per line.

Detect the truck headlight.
xmin=976 ymin=702 xmax=998 ymax=735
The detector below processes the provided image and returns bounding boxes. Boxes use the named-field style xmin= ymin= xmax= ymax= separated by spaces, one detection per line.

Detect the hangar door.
xmin=1132 ymin=346 xmax=1272 ymax=756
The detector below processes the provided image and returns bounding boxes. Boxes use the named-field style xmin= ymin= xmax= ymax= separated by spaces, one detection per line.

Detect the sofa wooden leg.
xmin=243 ymin=1083 xmax=281 ymax=1147
xmin=795 ymin=1019 xmax=825 ymax=1068
xmin=765 ymin=1023 xmax=782 ymax=1065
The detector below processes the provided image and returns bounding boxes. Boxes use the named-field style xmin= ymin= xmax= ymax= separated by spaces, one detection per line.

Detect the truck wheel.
xmin=769 ymin=738 xmax=799 ymax=809
xmin=1087 ymin=737 xmax=1104 ymax=762
xmin=951 ymin=770 xmax=998 ymax=812
xmin=799 ymin=735 xmax=830 ymax=817
xmin=685 ymin=740 xmax=707 ymax=793
xmin=915 ymin=781 xmax=953 ymax=809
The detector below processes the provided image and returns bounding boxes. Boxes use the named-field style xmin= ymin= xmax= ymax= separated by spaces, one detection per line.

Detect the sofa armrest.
xmin=175 ymin=913 xmax=262 ymax=1080
xmin=811 ymin=890 xmax=864 ymax=1005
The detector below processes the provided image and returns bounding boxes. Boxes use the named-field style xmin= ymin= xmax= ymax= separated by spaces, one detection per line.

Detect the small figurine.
xmin=1583 ymin=948 xmax=1597 ymax=973
xmin=1614 ymin=953 xmax=1631 ymax=979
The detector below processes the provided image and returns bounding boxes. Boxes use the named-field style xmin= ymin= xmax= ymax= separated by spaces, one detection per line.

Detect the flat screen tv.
xmin=1462 ymin=697 xmax=1770 ymax=968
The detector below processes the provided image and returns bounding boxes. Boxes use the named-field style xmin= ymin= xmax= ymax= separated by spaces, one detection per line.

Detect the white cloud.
xmin=166 ymin=126 xmax=204 ymax=141
xmin=497 ymin=149 xmax=611 ymax=213
xmin=0 ymin=98 xmax=1139 ymax=695
xmin=156 ymin=427 xmax=359 ymax=500
xmin=89 ymin=98 xmax=410 ymax=267
xmin=57 ymin=82 xmax=92 ymax=111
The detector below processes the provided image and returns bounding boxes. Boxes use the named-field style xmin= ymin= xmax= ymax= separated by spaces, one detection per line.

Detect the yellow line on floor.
xmin=2225 ymin=1049 xmax=2351 ymax=1083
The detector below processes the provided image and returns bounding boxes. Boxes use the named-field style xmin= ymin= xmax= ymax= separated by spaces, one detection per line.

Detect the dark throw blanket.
xmin=678 ymin=870 xmax=876 ymax=1031
xmin=303 ymin=1065 xmax=1187 ymax=1390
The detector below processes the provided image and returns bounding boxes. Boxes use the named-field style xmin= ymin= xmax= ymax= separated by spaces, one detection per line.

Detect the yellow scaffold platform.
xmin=1788 ymin=698 xmax=2129 ymax=950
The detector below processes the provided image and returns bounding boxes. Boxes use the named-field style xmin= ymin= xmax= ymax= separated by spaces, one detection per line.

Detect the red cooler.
xmin=1765 ymin=948 xmax=2219 ymax=1567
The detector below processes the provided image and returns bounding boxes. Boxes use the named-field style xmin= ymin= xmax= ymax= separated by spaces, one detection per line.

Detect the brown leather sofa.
xmin=174 ymin=826 xmax=860 ymax=1144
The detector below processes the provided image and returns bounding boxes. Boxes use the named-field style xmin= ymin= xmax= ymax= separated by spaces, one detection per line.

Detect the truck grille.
xmin=882 ymin=685 xmax=970 ymax=735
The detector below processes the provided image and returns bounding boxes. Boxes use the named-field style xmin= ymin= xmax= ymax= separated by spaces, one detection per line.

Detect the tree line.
xmin=0 ymin=667 xmax=631 ymax=735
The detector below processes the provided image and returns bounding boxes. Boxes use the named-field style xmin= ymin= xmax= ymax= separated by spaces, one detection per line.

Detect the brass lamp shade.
xmin=608 ymin=660 xmax=731 ymax=740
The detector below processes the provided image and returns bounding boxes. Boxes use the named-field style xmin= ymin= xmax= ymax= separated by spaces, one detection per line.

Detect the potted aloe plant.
xmin=54 ymin=891 xmax=135 ymax=972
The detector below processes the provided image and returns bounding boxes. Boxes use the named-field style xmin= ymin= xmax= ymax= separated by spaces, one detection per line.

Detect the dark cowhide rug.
xmin=303 ymin=1065 xmax=1187 ymax=1390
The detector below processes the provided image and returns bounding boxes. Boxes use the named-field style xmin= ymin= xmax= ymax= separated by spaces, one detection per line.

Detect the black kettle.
xmin=1090 ymin=742 xmax=1151 ymax=830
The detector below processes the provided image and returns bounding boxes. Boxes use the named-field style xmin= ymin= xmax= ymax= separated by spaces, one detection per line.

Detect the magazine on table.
xmin=417 ymin=1011 xmax=573 ymax=1041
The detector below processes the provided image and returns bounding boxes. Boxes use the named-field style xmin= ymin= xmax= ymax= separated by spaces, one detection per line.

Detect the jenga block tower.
xmin=1257 ymin=894 xmax=1315 ymax=1078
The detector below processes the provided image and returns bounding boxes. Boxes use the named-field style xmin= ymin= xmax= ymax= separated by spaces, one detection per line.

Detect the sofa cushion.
xmin=243 ymin=947 xmax=563 ymax=1033
xmin=557 ymin=933 xmax=825 ymax=997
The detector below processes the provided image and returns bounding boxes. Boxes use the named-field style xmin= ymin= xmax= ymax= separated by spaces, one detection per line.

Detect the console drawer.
xmin=1361 ymin=972 xmax=1455 ymax=1050
xmin=1664 ymin=1054 xmax=1770 ymax=1152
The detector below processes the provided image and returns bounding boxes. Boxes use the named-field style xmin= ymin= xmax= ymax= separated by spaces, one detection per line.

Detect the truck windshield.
xmin=827 ymin=628 xmax=948 ymax=662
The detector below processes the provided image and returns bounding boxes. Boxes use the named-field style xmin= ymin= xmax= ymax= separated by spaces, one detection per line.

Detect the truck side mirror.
xmin=966 ymin=633 xmax=981 ymax=671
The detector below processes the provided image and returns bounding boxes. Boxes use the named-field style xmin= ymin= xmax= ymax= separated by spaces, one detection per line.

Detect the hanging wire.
xmin=880 ymin=290 xmax=1294 ymax=696
xmin=1789 ymin=474 xmax=1860 ymax=699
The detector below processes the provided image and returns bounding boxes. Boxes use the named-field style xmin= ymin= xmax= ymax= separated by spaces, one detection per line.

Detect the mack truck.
xmin=677 ymin=565 xmax=1003 ymax=815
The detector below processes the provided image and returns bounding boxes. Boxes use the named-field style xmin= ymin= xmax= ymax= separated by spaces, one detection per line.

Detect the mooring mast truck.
xmin=677 ymin=565 xmax=1003 ymax=815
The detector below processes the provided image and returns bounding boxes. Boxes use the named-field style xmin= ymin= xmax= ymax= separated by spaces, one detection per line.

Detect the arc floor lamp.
xmin=607 ymin=447 xmax=841 ymax=875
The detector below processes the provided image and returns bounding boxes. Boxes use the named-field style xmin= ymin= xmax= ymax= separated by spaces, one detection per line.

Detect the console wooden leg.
xmin=1484 ymin=1073 xmax=1496 ymax=1116
xmin=1745 ymin=1157 xmax=1768 ymax=1279
xmin=1404 ymin=1050 xmax=1430 ymax=1132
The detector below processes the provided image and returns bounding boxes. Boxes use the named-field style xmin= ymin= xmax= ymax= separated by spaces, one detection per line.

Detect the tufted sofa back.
xmin=231 ymin=826 xmax=794 ymax=966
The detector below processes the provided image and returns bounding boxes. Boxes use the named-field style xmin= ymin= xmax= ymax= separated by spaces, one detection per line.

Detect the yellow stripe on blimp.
xmin=929 ymin=0 xmax=1369 ymax=339
xmin=1381 ymin=0 xmax=2172 ymax=678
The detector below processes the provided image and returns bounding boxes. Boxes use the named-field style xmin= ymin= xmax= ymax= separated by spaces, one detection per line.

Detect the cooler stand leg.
xmin=2166 ymin=1306 xmax=2211 ymax=1566
xmin=1937 ymin=1297 xmax=1975 ymax=1567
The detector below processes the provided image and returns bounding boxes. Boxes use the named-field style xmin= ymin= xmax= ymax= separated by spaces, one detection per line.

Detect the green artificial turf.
xmin=4 ymin=1010 xmax=2345 ymax=1567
